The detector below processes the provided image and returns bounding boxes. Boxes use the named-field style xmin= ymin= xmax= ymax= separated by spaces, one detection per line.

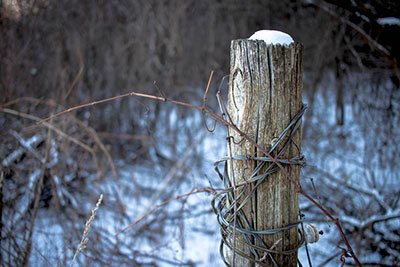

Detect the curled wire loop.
xmin=211 ymin=105 xmax=307 ymax=266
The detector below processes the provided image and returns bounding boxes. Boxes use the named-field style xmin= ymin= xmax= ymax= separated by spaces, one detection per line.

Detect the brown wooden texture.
xmin=226 ymin=40 xmax=303 ymax=266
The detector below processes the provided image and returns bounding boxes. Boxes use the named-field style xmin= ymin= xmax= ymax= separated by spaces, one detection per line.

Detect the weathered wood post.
xmin=225 ymin=36 xmax=303 ymax=266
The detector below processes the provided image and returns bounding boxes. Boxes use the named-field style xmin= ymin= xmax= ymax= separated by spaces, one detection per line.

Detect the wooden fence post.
xmin=226 ymin=39 xmax=303 ymax=266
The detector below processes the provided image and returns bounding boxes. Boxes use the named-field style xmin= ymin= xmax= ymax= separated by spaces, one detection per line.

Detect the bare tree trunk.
xmin=226 ymin=40 xmax=303 ymax=266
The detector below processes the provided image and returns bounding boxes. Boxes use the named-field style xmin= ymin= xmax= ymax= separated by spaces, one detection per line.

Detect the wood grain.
xmin=226 ymin=39 xmax=303 ymax=266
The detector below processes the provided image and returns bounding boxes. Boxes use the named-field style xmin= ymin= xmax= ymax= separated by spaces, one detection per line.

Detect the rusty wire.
xmin=211 ymin=105 xmax=308 ymax=266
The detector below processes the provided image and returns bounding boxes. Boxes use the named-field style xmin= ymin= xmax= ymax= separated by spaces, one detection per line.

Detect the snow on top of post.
xmin=248 ymin=30 xmax=294 ymax=46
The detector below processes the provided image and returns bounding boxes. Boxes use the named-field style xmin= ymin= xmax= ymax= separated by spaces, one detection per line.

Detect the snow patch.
xmin=249 ymin=30 xmax=294 ymax=46
xmin=377 ymin=17 xmax=400 ymax=26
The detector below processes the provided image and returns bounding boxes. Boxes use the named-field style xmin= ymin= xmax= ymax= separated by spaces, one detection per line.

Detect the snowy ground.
xmin=23 ymin=82 xmax=398 ymax=266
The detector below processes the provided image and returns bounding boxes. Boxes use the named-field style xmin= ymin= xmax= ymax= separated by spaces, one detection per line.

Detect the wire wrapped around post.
xmin=212 ymin=105 xmax=307 ymax=266
xmin=213 ymin=40 xmax=305 ymax=266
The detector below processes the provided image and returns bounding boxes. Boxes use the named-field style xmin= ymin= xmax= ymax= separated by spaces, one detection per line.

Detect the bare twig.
xmin=202 ymin=70 xmax=214 ymax=109
xmin=39 ymin=91 xmax=203 ymax=123
xmin=1 ymin=107 xmax=117 ymax=177
xmin=1 ymin=108 xmax=94 ymax=153
xmin=21 ymin=128 xmax=52 ymax=265
xmin=310 ymin=0 xmax=400 ymax=82
xmin=39 ymin=87 xmax=362 ymax=265
xmin=116 ymin=187 xmax=216 ymax=235
xmin=64 ymin=55 xmax=84 ymax=101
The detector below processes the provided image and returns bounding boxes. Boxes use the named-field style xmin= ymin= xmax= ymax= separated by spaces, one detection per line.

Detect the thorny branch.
xmin=37 ymin=76 xmax=362 ymax=265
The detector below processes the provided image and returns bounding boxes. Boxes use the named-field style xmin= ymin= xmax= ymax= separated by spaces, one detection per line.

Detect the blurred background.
xmin=1 ymin=0 xmax=399 ymax=266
